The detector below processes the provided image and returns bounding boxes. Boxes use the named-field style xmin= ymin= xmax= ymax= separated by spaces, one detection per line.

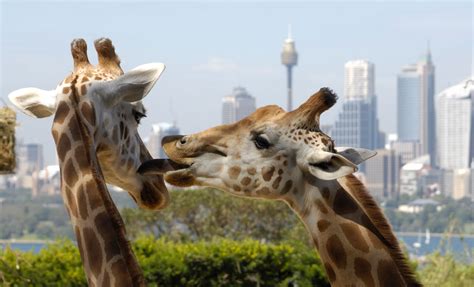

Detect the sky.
xmin=1 ymin=1 xmax=472 ymax=165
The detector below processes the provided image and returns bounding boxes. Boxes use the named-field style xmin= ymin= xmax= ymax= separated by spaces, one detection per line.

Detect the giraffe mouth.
xmin=137 ymin=158 xmax=192 ymax=175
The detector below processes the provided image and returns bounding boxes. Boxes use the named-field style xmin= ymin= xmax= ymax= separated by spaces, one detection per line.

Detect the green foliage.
xmin=0 ymin=201 xmax=73 ymax=240
xmin=383 ymin=196 xmax=473 ymax=233
xmin=0 ymin=240 xmax=85 ymax=286
xmin=418 ymin=252 xmax=474 ymax=287
xmin=0 ymin=237 xmax=329 ymax=287
xmin=122 ymin=188 xmax=309 ymax=244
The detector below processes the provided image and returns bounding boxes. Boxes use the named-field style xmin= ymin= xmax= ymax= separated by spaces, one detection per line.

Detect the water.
xmin=1 ymin=234 xmax=473 ymax=259
xmin=0 ymin=241 xmax=47 ymax=253
xmin=397 ymin=233 xmax=474 ymax=260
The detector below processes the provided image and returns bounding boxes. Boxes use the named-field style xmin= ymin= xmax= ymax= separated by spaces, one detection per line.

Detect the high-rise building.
xmin=344 ymin=60 xmax=375 ymax=99
xmin=221 ymin=87 xmax=256 ymax=124
xmin=397 ymin=48 xmax=436 ymax=165
xmin=390 ymin=140 xmax=422 ymax=165
xmin=331 ymin=60 xmax=381 ymax=150
xmin=16 ymin=143 xmax=44 ymax=196
xmin=399 ymin=155 xmax=431 ymax=196
xmin=365 ymin=149 xmax=401 ymax=199
xmin=281 ymin=26 xmax=298 ymax=111
xmin=147 ymin=123 xmax=180 ymax=158
xmin=436 ymin=77 xmax=474 ymax=170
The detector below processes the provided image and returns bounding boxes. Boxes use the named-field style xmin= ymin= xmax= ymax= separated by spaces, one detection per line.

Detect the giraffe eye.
xmin=254 ymin=135 xmax=271 ymax=149
xmin=132 ymin=110 xmax=146 ymax=124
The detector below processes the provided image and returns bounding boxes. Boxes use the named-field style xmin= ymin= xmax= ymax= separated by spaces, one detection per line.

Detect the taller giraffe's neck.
xmin=286 ymin=175 xmax=420 ymax=287
xmin=52 ymin=76 xmax=144 ymax=286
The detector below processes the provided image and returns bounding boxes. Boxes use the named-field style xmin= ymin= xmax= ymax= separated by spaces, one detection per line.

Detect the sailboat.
xmin=413 ymin=231 xmax=422 ymax=249
xmin=425 ymin=228 xmax=431 ymax=245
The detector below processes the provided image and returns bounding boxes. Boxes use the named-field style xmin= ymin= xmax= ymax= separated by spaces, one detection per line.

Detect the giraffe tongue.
xmin=137 ymin=159 xmax=190 ymax=175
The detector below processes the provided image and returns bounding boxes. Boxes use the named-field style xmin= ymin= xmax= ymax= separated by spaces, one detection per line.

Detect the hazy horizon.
xmin=1 ymin=1 xmax=472 ymax=165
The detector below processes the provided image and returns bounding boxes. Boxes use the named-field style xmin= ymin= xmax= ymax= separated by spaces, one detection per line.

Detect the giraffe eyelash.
xmin=132 ymin=110 xmax=146 ymax=124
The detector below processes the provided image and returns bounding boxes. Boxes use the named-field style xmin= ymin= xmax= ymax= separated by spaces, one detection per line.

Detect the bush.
xmin=121 ymin=188 xmax=308 ymax=244
xmin=419 ymin=252 xmax=474 ymax=287
xmin=0 ymin=237 xmax=329 ymax=287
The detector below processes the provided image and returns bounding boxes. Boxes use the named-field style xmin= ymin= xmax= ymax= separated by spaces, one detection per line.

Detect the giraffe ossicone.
xmin=140 ymin=87 xmax=421 ymax=287
xmin=9 ymin=38 xmax=168 ymax=286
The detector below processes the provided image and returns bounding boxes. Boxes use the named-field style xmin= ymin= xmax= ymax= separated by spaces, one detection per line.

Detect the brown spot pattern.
xmin=324 ymin=263 xmax=336 ymax=283
xmin=280 ymin=180 xmax=293 ymax=194
xmin=262 ymin=166 xmax=275 ymax=181
xmin=80 ymin=84 xmax=87 ymax=95
xmin=83 ymin=227 xmax=103 ymax=277
xmin=111 ymin=260 xmax=133 ymax=287
xmin=240 ymin=177 xmax=251 ymax=186
xmin=247 ymin=167 xmax=256 ymax=175
xmin=228 ymin=166 xmax=241 ymax=179
xmin=57 ymin=134 xmax=71 ymax=161
xmin=85 ymin=180 xmax=102 ymax=210
xmin=63 ymin=158 xmax=77 ymax=186
xmin=102 ymin=272 xmax=110 ymax=287
xmin=377 ymin=259 xmax=404 ymax=287
xmin=333 ymin=188 xmax=358 ymax=215
xmin=317 ymin=219 xmax=331 ymax=232
xmin=76 ymin=185 xmax=89 ymax=220
xmin=62 ymin=87 xmax=70 ymax=94
xmin=354 ymin=257 xmax=375 ymax=287
xmin=74 ymin=145 xmax=89 ymax=171
xmin=326 ymin=235 xmax=347 ymax=269
xmin=314 ymin=199 xmax=329 ymax=214
xmin=94 ymin=212 xmax=121 ymax=261
xmin=272 ymin=176 xmax=282 ymax=189
xmin=321 ymin=186 xmax=330 ymax=200
xmin=54 ymin=102 xmax=70 ymax=125
xmin=64 ymin=187 xmax=78 ymax=217
xmin=69 ymin=118 xmax=82 ymax=142
xmin=340 ymin=223 xmax=370 ymax=253
xmin=81 ymin=102 xmax=96 ymax=126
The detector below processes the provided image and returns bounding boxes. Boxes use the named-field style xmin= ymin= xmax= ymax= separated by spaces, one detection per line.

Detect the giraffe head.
xmin=139 ymin=88 xmax=376 ymax=199
xmin=9 ymin=38 xmax=169 ymax=209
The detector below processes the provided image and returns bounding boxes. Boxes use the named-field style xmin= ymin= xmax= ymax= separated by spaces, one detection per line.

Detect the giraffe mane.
xmin=343 ymin=174 xmax=422 ymax=287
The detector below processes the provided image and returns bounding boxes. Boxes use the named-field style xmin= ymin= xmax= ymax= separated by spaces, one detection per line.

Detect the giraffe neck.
xmin=52 ymin=76 xmax=144 ymax=286
xmin=286 ymin=175 xmax=420 ymax=287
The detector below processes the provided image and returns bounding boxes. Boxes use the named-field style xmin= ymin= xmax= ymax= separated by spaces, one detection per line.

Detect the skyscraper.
xmin=281 ymin=26 xmax=298 ymax=111
xmin=221 ymin=87 xmax=256 ymax=124
xmin=344 ymin=60 xmax=375 ymax=99
xmin=397 ymin=48 xmax=436 ymax=165
xmin=331 ymin=60 xmax=380 ymax=150
xmin=436 ymin=77 xmax=474 ymax=170
xmin=365 ymin=149 xmax=402 ymax=199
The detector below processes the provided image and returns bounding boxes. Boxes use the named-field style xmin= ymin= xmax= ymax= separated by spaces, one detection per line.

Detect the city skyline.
xmin=1 ymin=1 xmax=471 ymax=165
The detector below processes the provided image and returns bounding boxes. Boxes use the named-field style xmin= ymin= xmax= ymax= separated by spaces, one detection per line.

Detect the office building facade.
xmin=222 ymin=87 xmax=256 ymax=124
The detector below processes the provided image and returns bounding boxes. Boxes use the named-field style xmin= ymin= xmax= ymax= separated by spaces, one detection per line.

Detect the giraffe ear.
xmin=8 ymin=88 xmax=57 ymax=118
xmin=303 ymin=150 xmax=358 ymax=180
xmin=335 ymin=147 xmax=377 ymax=165
xmin=92 ymin=63 xmax=166 ymax=106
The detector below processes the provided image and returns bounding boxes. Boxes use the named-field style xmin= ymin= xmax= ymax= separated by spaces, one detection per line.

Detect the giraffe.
xmin=139 ymin=88 xmax=422 ymax=287
xmin=8 ymin=38 xmax=169 ymax=286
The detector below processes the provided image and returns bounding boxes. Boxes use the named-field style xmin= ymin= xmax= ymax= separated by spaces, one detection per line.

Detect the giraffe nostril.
xmin=179 ymin=136 xmax=188 ymax=145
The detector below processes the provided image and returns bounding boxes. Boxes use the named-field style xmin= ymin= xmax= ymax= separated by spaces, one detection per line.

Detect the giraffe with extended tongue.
xmin=140 ymin=88 xmax=421 ymax=287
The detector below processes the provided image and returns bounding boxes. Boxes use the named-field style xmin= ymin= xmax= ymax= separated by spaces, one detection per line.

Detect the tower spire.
xmin=426 ymin=40 xmax=432 ymax=64
xmin=281 ymin=25 xmax=298 ymax=111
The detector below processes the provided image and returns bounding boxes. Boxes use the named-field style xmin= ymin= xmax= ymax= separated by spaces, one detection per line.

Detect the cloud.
xmin=192 ymin=57 xmax=239 ymax=73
